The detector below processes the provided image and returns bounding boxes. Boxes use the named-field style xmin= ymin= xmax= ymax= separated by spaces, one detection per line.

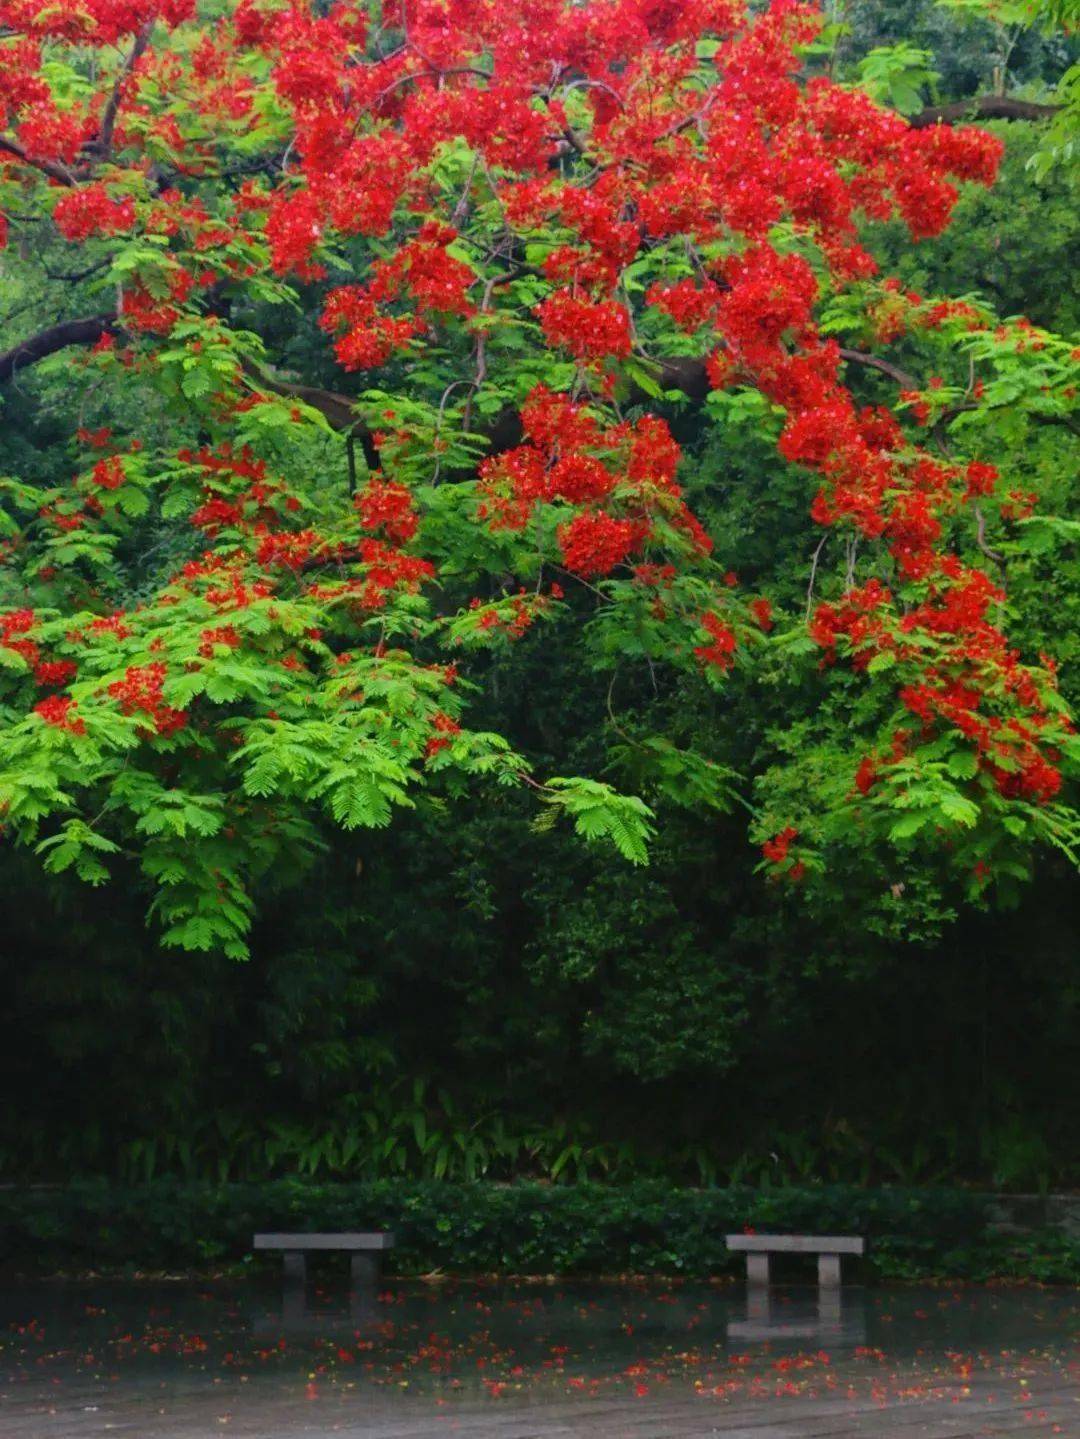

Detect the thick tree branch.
xmin=654 ymin=355 xmax=711 ymax=400
xmin=0 ymin=135 xmax=79 ymax=186
xmin=0 ymin=313 xmax=117 ymax=383
xmin=909 ymin=96 xmax=1059 ymax=129
xmin=838 ymin=348 xmax=920 ymax=391
xmin=239 ymin=360 xmax=356 ymax=430
xmin=93 ymin=21 xmax=154 ymax=160
xmin=0 ymin=313 xmax=375 ymax=472
xmin=239 ymin=359 xmax=383 ymax=471
xmin=243 ymin=352 xmax=716 ymax=468
xmin=838 ymin=348 xmax=1077 ymax=440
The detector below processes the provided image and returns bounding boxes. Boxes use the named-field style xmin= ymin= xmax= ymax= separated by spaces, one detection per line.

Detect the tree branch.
xmin=909 ymin=96 xmax=1059 ymax=129
xmin=0 ymin=135 xmax=79 ymax=187
xmin=838 ymin=347 xmax=920 ymax=391
xmin=239 ymin=359 xmax=382 ymax=471
xmin=654 ymin=355 xmax=711 ymax=400
xmin=0 ymin=313 xmax=117 ymax=383
xmin=92 ymin=21 xmax=154 ymax=160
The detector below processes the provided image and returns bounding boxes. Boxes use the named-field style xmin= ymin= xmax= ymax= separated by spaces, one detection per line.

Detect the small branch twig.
xmin=806 ymin=534 xmax=828 ymax=621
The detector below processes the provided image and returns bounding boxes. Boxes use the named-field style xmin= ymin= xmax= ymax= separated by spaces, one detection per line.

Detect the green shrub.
xmin=2 ymin=1180 xmax=1077 ymax=1281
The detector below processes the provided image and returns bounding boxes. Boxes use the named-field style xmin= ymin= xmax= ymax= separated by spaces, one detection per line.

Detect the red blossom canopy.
xmin=0 ymin=0 xmax=1075 ymax=954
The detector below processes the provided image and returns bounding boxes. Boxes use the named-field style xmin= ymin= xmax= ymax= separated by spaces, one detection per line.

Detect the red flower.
xmin=854 ymin=756 xmax=877 ymax=795
xmin=536 ymin=292 xmax=632 ymax=362
xmin=34 ymin=659 xmax=77 ymax=687
xmin=694 ymin=612 xmax=737 ymax=671
xmin=34 ymin=694 xmax=85 ymax=735
xmin=749 ymin=598 xmax=773 ymax=631
xmin=355 ymin=478 xmax=418 ymax=544
xmin=89 ymin=456 xmax=125 ymax=490
xmin=108 ymin=663 xmax=187 ymax=736
xmin=426 ymin=710 xmax=461 ymax=757
xmin=198 ymin=626 xmax=241 ymax=658
xmin=762 ymin=826 xmax=798 ymax=863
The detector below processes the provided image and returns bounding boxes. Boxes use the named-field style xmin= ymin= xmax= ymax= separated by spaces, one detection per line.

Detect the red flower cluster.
xmin=1 ymin=608 xmax=38 ymax=669
xmin=355 ymin=478 xmax=418 ymax=545
xmin=35 ymin=659 xmax=78 ymax=687
xmin=53 ymin=185 xmax=136 ymax=242
xmin=198 ymin=625 xmax=241 ymax=658
xmin=478 ymin=386 xmax=697 ymax=580
xmin=749 ymin=598 xmax=773 ymax=632
xmin=107 ymin=663 xmax=187 ymax=736
xmin=76 ymin=427 xmax=113 ymax=449
xmin=762 ymin=827 xmax=798 ymax=863
xmin=318 ymin=287 xmax=419 ymax=371
xmin=536 ymin=292 xmax=632 ymax=363
xmin=425 ymin=710 xmax=461 ymax=757
xmin=695 ymin=612 xmax=738 ymax=671
xmin=558 ymin=510 xmax=644 ymax=577
xmin=265 ymin=189 xmax=324 ymax=278
xmin=34 ymin=694 xmax=85 ymax=735
xmin=319 ymin=222 xmax=474 ymax=369
xmin=368 ymin=222 xmax=475 ymax=317
xmin=89 ymin=456 xmax=126 ymax=490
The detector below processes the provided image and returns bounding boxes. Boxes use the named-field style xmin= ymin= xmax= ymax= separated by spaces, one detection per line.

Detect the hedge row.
xmin=2 ymin=1180 xmax=1078 ymax=1281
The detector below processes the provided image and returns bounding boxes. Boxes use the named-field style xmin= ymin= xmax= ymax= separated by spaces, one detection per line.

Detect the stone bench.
xmin=727 ymin=1285 xmax=868 ymax=1344
xmin=253 ymin=1231 xmax=395 ymax=1287
xmin=725 ymin=1233 xmax=864 ymax=1288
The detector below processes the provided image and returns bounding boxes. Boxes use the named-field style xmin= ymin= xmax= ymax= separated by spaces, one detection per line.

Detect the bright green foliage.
xmin=856 ymin=43 xmax=942 ymax=112
xmin=537 ymin=778 xmax=655 ymax=866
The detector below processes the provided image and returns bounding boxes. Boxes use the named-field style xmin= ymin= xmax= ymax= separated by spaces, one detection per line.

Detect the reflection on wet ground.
xmin=1 ymin=1277 xmax=1078 ymax=1436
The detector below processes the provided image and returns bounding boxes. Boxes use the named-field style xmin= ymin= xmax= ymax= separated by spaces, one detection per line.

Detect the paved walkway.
xmin=2 ymin=1281 xmax=1077 ymax=1437
xmin=4 ymin=1352 xmax=1078 ymax=1437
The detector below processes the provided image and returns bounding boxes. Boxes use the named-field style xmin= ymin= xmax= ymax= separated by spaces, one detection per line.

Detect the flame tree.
xmin=0 ymin=0 xmax=1076 ymax=957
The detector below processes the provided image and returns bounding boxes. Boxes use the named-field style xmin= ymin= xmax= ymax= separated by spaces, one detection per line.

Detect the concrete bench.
xmin=253 ymin=1231 xmax=395 ymax=1287
xmin=725 ymin=1233 xmax=864 ymax=1288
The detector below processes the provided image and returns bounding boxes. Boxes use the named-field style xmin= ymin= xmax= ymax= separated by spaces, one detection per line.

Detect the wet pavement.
xmin=1 ymin=1278 xmax=1078 ymax=1436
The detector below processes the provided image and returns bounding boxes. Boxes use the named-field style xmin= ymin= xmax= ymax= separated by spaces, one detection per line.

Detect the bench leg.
xmin=282 ymin=1251 xmax=307 ymax=1287
xmin=747 ymin=1286 xmax=772 ymax=1325
xmin=282 ymin=1284 xmax=307 ymax=1325
xmin=350 ymin=1284 xmax=378 ymax=1326
xmin=351 ymin=1252 xmax=380 ymax=1288
xmin=818 ymin=1286 xmax=841 ymax=1328
xmin=746 ymin=1252 xmax=770 ymax=1287
xmin=818 ymin=1253 xmax=841 ymax=1288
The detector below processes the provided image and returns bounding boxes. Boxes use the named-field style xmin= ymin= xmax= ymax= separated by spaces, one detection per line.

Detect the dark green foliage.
xmin=836 ymin=0 xmax=1076 ymax=101
xmin=3 ymin=1180 xmax=1078 ymax=1283
xmin=2 ymin=809 xmax=1077 ymax=1191
xmin=869 ymin=122 xmax=1080 ymax=332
